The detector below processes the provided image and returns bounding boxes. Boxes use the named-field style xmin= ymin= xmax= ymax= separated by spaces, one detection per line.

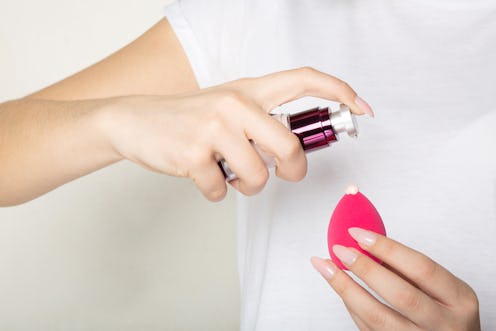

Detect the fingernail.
xmin=348 ymin=227 xmax=377 ymax=247
xmin=310 ymin=256 xmax=337 ymax=280
xmin=332 ymin=245 xmax=358 ymax=267
xmin=355 ymin=96 xmax=375 ymax=118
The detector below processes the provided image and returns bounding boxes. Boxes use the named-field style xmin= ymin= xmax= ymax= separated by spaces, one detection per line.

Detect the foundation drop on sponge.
xmin=327 ymin=185 xmax=386 ymax=270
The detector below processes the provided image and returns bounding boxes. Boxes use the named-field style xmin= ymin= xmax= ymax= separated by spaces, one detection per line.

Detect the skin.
xmin=311 ymin=228 xmax=481 ymax=331
xmin=0 ymin=16 xmax=481 ymax=329
xmin=0 ymin=18 xmax=366 ymax=206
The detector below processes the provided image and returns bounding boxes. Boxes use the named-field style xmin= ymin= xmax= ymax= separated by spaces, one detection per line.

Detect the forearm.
xmin=0 ymin=17 xmax=198 ymax=206
xmin=0 ymin=97 xmax=121 ymax=206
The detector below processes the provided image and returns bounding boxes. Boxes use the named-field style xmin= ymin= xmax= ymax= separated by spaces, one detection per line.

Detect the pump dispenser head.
xmin=330 ymin=104 xmax=359 ymax=138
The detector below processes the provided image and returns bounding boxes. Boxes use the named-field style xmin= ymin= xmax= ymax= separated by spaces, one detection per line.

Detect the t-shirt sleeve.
xmin=164 ymin=0 xmax=247 ymax=88
xmin=164 ymin=1 xmax=214 ymax=88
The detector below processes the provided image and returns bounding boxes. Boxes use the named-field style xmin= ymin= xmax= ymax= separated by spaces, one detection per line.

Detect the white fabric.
xmin=165 ymin=1 xmax=496 ymax=330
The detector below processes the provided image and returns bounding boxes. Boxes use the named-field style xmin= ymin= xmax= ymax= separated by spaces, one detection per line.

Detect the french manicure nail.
xmin=310 ymin=256 xmax=337 ymax=280
xmin=348 ymin=227 xmax=377 ymax=247
xmin=333 ymin=245 xmax=358 ymax=267
xmin=355 ymin=96 xmax=375 ymax=118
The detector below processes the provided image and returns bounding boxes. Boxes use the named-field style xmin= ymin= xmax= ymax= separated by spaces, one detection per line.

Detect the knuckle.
xmin=395 ymin=290 xmax=422 ymax=312
xmin=292 ymin=162 xmax=307 ymax=182
xmin=298 ymin=66 xmax=317 ymax=77
xmin=351 ymin=255 xmax=373 ymax=279
xmin=278 ymin=136 xmax=303 ymax=161
xmin=252 ymin=166 xmax=270 ymax=187
xmin=428 ymin=313 xmax=445 ymax=330
xmin=377 ymin=238 xmax=395 ymax=259
xmin=171 ymin=162 xmax=189 ymax=178
xmin=415 ymin=257 xmax=438 ymax=281
xmin=331 ymin=277 xmax=351 ymax=299
xmin=203 ymin=115 xmax=227 ymax=135
xmin=243 ymin=166 xmax=269 ymax=195
xmin=206 ymin=186 xmax=227 ymax=202
xmin=216 ymin=89 xmax=245 ymax=109
xmin=460 ymin=285 xmax=479 ymax=315
xmin=337 ymin=79 xmax=352 ymax=92
xmin=297 ymin=66 xmax=318 ymax=95
xmin=364 ymin=309 xmax=387 ymax=328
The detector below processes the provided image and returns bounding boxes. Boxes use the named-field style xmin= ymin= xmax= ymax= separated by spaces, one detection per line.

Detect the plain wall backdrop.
xmin=0 ymin=0 xmax=239 ymax=330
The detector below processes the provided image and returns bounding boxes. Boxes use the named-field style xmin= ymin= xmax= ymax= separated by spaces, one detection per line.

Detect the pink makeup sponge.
xmin=327 ymin=185 xmax=386 ymax=270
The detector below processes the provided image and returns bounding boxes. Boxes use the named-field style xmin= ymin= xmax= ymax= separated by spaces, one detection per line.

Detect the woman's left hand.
xmin=311 ymin=228 xmax=481 ymax=331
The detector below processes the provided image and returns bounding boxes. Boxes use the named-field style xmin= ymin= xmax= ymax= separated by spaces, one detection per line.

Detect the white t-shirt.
xmin=165 ymin=1 xmax=496 ymax=330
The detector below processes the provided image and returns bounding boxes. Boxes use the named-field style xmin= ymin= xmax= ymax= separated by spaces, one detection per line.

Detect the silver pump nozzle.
xmin=330 ymin=104 xmax=359 ymax=138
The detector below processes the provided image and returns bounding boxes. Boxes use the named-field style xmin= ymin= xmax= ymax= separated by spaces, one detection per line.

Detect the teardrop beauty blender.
xmin=328 ymin=185 xmax=386 ymax=270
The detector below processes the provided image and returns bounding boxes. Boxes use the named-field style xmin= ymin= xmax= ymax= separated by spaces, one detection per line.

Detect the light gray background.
xmin=0 ymin=0 xmax=239 ymax=330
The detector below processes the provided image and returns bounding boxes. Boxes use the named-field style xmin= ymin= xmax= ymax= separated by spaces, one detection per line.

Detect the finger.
xmin=310 ymin=257 xmax=414 ymax=331
xmin=215 ymin=131 xmax=269 ymax=195
xmin=333 ymin=245 xmax=444 ymax=329
xmin=348 ymin=227 xmax=468 ymax=305
xmin=247 ymin=67 xmax=374 ymax=117
xmin=236 ymin=104 xmax=307 ymax=182
xmin=190 ymin=157 xmax=227 ymax=202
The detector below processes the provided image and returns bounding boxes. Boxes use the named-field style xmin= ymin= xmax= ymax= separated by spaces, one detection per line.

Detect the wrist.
xmin=91 ymin=96 xmax=129 ymax=163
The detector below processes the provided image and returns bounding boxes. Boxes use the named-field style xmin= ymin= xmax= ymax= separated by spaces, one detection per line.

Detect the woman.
xmin=1 ymin=0 xmax=494 ymax=329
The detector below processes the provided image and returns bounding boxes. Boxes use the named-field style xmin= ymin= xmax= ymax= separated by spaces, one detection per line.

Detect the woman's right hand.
xmin=102 ymin=67 xmax=373 ymax=201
